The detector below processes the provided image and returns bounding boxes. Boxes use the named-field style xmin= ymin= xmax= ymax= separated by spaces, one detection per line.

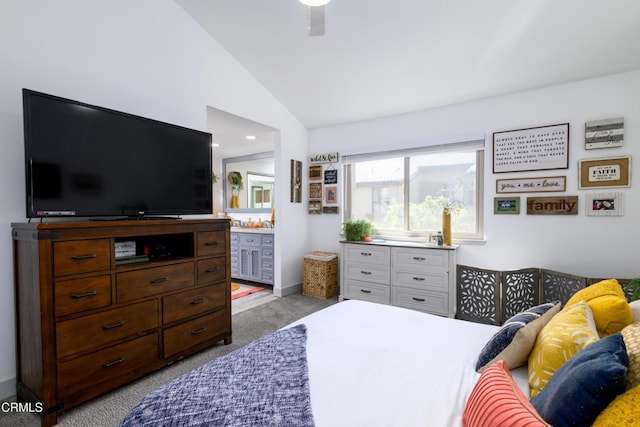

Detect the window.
xmin=343 ymin=141 xmax=484 ymax=241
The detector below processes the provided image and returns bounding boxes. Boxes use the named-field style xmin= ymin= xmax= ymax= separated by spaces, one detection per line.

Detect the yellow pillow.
xmin=621 ymin=322 xmax=640 ymax=389
xmin=565 ymin=279 xmax=632 ymax=336
xmin=592 ymin=385 xmax=640 ymax=427
xmin=528 ymin=302 xmax=598 ymax=398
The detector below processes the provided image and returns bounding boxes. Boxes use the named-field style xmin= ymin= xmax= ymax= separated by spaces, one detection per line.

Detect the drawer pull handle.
xmin=412 ymin=256 xmax=426 ymax=261
xmin=103 ymin=356 xmax=125 ymax=368
xmin=412 ymin=297 xmax=426 ymax=302
xmin=192 ymin=327 xmax=207 ymax=335
xmin=151 ymin=277 xmax=169 ymax=284
xmin=190 ymin=298 xmax=205 ymax=305
xmin=102 ymin=320 xmax=125 ymax=330
xmin=360 ymin=271 xmax=372 ymax=275
xmin=71 ymin=253 xmax=97 ymax=260
xmin=71 ymin=290 xmax=98 ymax=299
xmin=205 ymin=241 xmax=219 ymax=246
xmin=360 ymin=252 xmax=372 ymax=256
xmin=360 ymin=289 xmax=372 ymax=294
xmin=412 ymin=277 xmax=426 ymax=281
xmin=205 ymin=267 xmax=219 ymax=273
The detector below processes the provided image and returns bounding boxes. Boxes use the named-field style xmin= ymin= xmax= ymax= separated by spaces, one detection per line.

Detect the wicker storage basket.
xmin=303 ymin=251 xmax=338 ymax=299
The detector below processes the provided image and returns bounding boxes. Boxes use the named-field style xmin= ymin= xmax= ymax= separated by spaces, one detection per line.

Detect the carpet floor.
xmin=0 ymin=293 xmax=338 ymax=427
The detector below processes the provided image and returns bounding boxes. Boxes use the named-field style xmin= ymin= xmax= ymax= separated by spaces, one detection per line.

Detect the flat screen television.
xmin=23 ymin=89 xmax=212 ymax=219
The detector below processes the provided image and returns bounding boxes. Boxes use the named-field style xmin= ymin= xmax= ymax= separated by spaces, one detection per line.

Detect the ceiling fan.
xmin=299 ymin=0 xmax=331 ymax=36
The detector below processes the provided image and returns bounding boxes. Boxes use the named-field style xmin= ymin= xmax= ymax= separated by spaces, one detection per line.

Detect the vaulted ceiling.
xmin=176 ymin=0 xmax=640 ymax=156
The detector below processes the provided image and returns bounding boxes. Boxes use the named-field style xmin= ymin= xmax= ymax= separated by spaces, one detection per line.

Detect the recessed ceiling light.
xmin=245 ymin=135 xmax=257 ymax=140
xmin=211 ymin=143 xmax=220 ymax=147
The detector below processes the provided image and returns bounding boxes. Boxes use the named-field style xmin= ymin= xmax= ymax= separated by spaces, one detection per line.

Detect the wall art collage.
xmin=307 ymin=152 xmax=339 ymax=214
xmin=492 ymin=119 xmax=628 ymax=216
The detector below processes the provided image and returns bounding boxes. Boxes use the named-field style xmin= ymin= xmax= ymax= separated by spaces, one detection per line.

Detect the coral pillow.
xmin=531 ymin=333 xmax=629 ymax=427
xmin=592 ymin=385 xmax=640 ymax=427
xmin=621 ymin=322 xmax=640 ymax=388
xmin=528 ymin=302 xmax=598 ymax=398
xmin=475 ymin=301 xmax=560 ymax=372
xmin=565 ymin=279 xmax=632 ymax=336
xmin=463 ymin=360 xmax=549 ymax=427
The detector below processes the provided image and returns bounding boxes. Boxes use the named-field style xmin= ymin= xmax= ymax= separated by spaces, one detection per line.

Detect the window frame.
xmin=342 ymin=141 xmax=484 ymax=243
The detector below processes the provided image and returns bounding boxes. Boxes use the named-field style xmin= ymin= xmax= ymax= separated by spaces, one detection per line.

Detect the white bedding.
xmin=290 ymin=299 xmax=529 ymax=427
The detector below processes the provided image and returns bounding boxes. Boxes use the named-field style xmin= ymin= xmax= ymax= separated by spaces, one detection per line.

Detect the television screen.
xmin=23 ymin=89 xmax=212 ymax=218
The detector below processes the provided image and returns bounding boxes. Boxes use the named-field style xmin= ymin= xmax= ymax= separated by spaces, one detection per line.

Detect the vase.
xmin=442 ymin=207 xmax=452 ymax=246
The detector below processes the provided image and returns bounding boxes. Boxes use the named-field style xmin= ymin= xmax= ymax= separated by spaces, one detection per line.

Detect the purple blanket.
xmin=121 ymin=324 xmax=314 ymax=426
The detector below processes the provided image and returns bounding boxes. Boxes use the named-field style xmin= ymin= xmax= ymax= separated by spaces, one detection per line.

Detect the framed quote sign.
xmin=493 ymin=123 xmax=569 ymax=173
xmin=578 ymin=156 xmax=631 ymax=189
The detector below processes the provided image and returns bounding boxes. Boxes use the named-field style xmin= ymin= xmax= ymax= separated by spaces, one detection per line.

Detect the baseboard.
xmin=274 ymin=282 xmax=302 ymax=297
xmin=0 ymin=377 xmax=16 ymax=400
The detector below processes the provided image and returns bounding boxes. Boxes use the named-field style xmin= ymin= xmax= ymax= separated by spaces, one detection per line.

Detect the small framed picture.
xmin=325 ymin=186 xmax=337 ymax=204
xmin=308 ymin=200 xmax=322 ymax=215
xmin=309 ymin=165 xmax=323 ymax=181
xmin=579 ymin=156 xmax=631 ymax=189
xmin=494 ymin=197 xmax=520 ymax=214
xmin=309 ymin=182 xmax=322 ymax=199
xmin=585 ymin=192 xmax=624 ymax=216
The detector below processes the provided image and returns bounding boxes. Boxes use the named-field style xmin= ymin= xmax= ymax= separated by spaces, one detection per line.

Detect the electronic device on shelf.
xmin=22 ymin=89 xmax=213 ymax=219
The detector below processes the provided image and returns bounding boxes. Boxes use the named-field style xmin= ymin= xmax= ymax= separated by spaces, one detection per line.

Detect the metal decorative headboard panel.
xmin=502 ymin=268 xmax=539 ymax=321
xmin=456 ymin=265 xmax=501 ymax=325
xmin=540 ymin=269 xmax=587 ymax=306
xmin=456 ymin=265 xmax=629 ymax=325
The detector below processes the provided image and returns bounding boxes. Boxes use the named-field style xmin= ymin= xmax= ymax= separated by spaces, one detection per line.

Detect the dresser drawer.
xmin=55 ymin=275 xmax=112 ymax=317
xmin=343 ymin=262 xmax=390 ymax=284
xmin=343 ymin=244 xmax=390 ymax=265
xmin=343 ymin=279 xmax=390 ymax=304
xmin=54 ymin=239 xmax=111 ymax=276
xmin=117 ymin=262 xmax=194 ymax=303
xmin=57 ymin=300 xmax=159 ymax=359
xmin=197 ymin=231 xmax=226 ymax=257
xmin=391 ymin=247 xmax=449 ymax=273
xmin=163 ymin=309 xmax=229 ymax=358
xmin=163 ymin=284 xmax=226 ymax=325
xmin=392 ymin=270 xmax=449 ymax=292
xmin=391 ymin=286 xmax=449 ymax=316
xmin=57 ymin=332 xmax=159 ymax=398
xmin=197 ymin=257 xmax=226 ymax=286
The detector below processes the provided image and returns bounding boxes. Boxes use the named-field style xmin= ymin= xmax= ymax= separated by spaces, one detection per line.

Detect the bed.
xmin=121 ymin=300 xmax=527 ymax=427
xmin=122 ymin=275 xmax=639 ymax=427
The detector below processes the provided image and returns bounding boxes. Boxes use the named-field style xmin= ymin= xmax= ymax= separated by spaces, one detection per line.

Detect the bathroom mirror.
xmin=223 ymin=152 xmax=274 ymax=213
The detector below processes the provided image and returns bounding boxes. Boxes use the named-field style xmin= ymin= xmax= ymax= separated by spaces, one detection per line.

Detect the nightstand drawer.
xmin=57 ymin=332 xmax=159 ymax=398
xmin=343 ymin=279 xmax=390 ymax=304
xmin=391 ymin=286 xmax=448 ymax=316
xmin=117 ymin=262 xmax=194 ymax=303
xmin=55 ymin=275 xmax=112 ymax=317
xmin=163 ymin=284 xmax=226 ymax=325
xmin=57 ymin=300 xmax=159 ymax=359
xmin=54 ymin=239 xmax=111 ymax=276
xmin=163 ymin=309 xmax=228 ymax=358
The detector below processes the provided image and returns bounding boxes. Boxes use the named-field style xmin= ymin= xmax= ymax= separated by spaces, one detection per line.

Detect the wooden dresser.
xmin=340 ymin=240 xmax=457 ymax=317
xmin=12 ymin=219 xmax=231 ymax=427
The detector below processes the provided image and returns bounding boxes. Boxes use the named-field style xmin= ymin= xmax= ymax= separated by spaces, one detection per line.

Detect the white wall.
xmin=0 ymin=0 xmax=309 ymax=398
xmin=309 ymin=70 xmax=640 ymax=279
